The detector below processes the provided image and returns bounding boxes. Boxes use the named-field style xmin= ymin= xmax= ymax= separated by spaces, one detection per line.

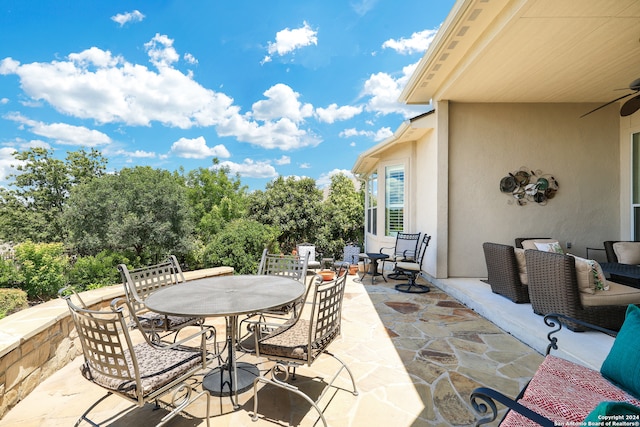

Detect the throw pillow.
xmin=514 ymin=248 xmax=528 ymax=285
xmin=613 ymin=242 xmax=640 ymax=265
xmin=533 ymin=241 xmax=564 ymax=254
xmin=570 ymin=255 xmax=608 ymax=293
xmin=601 ymin=304 xmax=640 ymax=399
xmin=521 ymin=239 xmax=556 ymax=251
xmin=583 ymin=401 xmax=640 ymax=423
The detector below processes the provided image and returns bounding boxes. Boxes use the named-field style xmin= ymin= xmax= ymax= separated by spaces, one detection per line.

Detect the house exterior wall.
xmin=447 ymin=102 xmax=620 ymax=277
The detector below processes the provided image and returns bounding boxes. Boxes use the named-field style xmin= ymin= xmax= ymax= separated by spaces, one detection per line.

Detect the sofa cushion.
xmin=521 ymin=239 xmax=563 ymax=253
xmin=580 ymin=282 xmax=640 ymax=307
xmin=514 ymin=248 xmax=528 ymax=285
xmin=613 ymin=242 xmax=640 ymax=265
xmin=571 ymin=255 xmax=608 ymax=294
xmin=500 ymin=355 xmax=640 ymax=426
xmin=601 ymin=304 xmax=640 ymax=399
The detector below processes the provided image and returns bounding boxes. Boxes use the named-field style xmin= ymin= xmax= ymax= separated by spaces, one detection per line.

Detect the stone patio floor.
xmin=0 ymin=274 xmax=545 ymax=427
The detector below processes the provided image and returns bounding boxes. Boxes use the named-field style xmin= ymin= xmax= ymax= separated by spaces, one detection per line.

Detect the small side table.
xmin=359 ymin=253 xmax=389 ymax=284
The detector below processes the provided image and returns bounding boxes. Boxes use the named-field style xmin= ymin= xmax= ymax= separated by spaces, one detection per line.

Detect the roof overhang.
xmin=352 ymin=111 xmax=435 ymax=175
xmin=401 ymin=0 xmax=640 ymax=106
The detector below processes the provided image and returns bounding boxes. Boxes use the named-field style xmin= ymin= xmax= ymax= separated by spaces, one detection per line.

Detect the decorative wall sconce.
xmin=499 ymin=168 xmax=559 ymax=206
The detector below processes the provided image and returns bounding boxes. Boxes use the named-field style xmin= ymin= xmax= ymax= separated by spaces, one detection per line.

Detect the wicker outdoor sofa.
xmin=525 ymin=250 xmax=640 ymax=331
xmin=470 ymin=309 xmax=640 ymax=426
xmin=482 ymin=242 xmax=530 ymax=303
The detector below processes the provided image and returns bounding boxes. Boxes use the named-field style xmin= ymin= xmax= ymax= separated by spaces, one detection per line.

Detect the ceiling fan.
xmin=581 ymin=78 xmax=640 ymax=118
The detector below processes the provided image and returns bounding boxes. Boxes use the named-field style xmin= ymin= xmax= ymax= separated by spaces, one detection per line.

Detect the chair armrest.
xmin=379 ymin=246 xmax=394 ymax=254
xmin=543 ymin=313 xmax=617 ymax=355
xmin=470 ymin=387 xmax=555 ymax=427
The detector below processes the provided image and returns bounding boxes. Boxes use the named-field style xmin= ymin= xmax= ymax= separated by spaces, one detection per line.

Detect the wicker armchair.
xmin=524 ymin=250 xmax=627 ymax=331
xmin=482 ymin=242 xmax=530 ymax=303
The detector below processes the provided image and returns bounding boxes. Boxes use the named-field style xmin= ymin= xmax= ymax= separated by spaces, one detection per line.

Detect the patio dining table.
xmin=144 ymin=274 xmax=305 ymax=409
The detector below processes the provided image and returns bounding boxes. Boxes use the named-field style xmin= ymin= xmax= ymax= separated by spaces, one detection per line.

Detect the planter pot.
xmin=348 ymin=264 xmax=358 ymax=275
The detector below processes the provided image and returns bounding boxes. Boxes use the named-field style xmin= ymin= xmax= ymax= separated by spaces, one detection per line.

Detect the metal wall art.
xmin=499 ymin=168 xmax=559 ymax=206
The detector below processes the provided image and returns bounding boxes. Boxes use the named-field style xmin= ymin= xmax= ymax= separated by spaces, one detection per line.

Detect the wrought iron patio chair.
xmin=250 ymin=271 xmax=358 ymax=426
xmin=296 ymin=242 xmax=321 ymax=269
xmin=394 ymin=234 xmax=431 ymax=293
xmin=380 ymin=232 xmax=421 ymax=279
xmin=237 ymin=250 xmax=312 ymax=351
xmin=118 ymin=255 xmax=206 ymax=343
xmin=59 ymin=288 xmax=212 ymax=427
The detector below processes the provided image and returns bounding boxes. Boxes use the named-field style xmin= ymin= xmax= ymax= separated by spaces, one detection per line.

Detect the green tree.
xmin=203 ymin=218 xmax=280 ymax=274
xmin=13 ymin=241 xmax=68 ymax=300
xmin=317 ymin=173 xmax=365 ymax=258
xmin=0 ymin=147 xmax=106 ymax=242
xmin=247 ymin=176 xmax=323 ymax=253
xmin=64 ymin=166 xmax=194 ymax=262
xmin=184 ymin=160 xmax=248 ymax=242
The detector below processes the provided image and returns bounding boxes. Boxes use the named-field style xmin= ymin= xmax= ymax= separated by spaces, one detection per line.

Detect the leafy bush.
xmin=203 ymin=219 xmax=280 ymax=274
xmin=0 ymin=257 xmax=20 ymax=288
xmin=14 ymin=241 xmax=68 ymax=300
xmin=0 ymin=288 xmax=28 ymax=319
xmin=67 ymin=250 xmax=130 ymax=291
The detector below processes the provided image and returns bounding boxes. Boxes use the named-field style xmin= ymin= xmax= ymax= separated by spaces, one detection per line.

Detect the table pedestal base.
xmin=203 ymin=362 xmax=260 ymax=397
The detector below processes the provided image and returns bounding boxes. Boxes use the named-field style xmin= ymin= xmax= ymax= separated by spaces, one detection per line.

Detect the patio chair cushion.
xmin=137 ymin=312 xmax=200 ymax=331
xmin=570 ymin=255 xmax=608 ymax=294
xmin=601 ymin=304 xmax=640 ymax=399
xmin=258 ymin=318 xmax=337 ymax=361
xmin=579 ymin=281 xmax=640 ymax=307
xmin=501 ymin=355 xmax=640 ymax=426
xmin=82 ymin=343 xmax=202 ymax=399
xmin=613 ymin=242 xmax=640 ymax=265
xmin=514 ymin=248 xmax=528 ymax=285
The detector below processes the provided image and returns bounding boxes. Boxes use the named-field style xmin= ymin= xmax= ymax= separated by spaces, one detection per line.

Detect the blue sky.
xmin=0 ymin=1 xmax=454 ymax=190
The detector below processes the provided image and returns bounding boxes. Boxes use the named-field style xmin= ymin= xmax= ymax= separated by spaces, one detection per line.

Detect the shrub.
xmin=14 ymin=241 xmax=68 ymax=300
xmin=0 ymin=288 xmax=28 ymax=319
xmin=204 ymin=219 xmax=280 ymax=274
xmin=0 ymin=257 xmax=20 ymax=288
xmin=67 ymin=250 xmax=130 ymax=291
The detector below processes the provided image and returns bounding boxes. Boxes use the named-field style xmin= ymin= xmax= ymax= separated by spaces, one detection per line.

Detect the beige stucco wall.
xmin=447 ymin=102 xmax=621 ymax=277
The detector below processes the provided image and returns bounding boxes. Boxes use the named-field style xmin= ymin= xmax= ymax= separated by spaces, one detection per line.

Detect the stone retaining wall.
xmin=0 ymin=266 xmax=233 ymax=419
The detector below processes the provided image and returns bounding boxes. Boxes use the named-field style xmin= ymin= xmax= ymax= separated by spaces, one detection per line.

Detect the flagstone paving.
xmin=0 ymin=274 xmax=544 ymax=426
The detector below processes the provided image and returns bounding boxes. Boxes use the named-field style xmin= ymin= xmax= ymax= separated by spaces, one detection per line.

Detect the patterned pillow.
xmin=570 ymin=255 xmax=609 ymax=293
xmin=533 ymin=241 xmax=564 ymax=254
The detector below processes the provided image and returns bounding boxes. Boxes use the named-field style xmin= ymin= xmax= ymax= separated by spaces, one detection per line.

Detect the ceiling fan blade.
xmin=621 ymin=95 xmax=640 ymax=117
xmin=580 ymin=92 xmax=637 ymax=118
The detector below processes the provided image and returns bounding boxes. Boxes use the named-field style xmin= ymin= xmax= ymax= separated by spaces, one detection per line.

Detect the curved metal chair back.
xmin=251 ymin=271 xmax=357 ymax=426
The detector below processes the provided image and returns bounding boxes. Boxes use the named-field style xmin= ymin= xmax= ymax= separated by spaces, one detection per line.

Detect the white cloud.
xmin=382 ymin=28 xmax=439 ymax=55
xmin=113 ymin=149 xmax=156 ymax=158
xmin=145 ymin=33 xmax=180 ymax=68
xmin=184 ymin=53 xmax=198 ymax=64
xmin=361 ymin=62 xmax=426 ymax=118
xmin=0 ymin=147 xmax=20 ymax=182
xmin=169 ymin=136 xmax=231 ymax=159
xmin=315 ymin=103 xmax=363 ymax=124
xmin=252 ymin=84 xmax=313 ymax=123
xmin=0 ymin=38 xmax=322 ymax=151
xmin=214 ymin=158 xmax=278 ymax=179
xmin=317 ymin=168 xmax=354 ymax=188
xmin=0 ymin=98 xmax=8 ymax=105
xmin=351 ymin=0 xmax=378 ymax=16
xmin=274 ymin=155 xmax=290 ymax=165
xmin=339 ymin=126 xmax=392 ymax=141
xmin=5 ymin=113 xmax=111 ymax=147
xmin=263 ymin=21 xmax=318 ymax=63
xmin=299 ymin=163 xmax=311 ymax=169
xmin=111 ymin=10 xmax=145 ymax=27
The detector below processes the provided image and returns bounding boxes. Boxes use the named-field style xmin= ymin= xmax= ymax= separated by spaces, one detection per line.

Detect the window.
xmin=367 ymin=173 xmax=377 ymax=235
xmin=385 ymin=165 xmax=404 ymax=236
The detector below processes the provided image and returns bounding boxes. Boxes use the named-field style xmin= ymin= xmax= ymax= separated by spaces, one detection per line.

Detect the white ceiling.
xmin=403 ymin=0 xmax=640 ymax=106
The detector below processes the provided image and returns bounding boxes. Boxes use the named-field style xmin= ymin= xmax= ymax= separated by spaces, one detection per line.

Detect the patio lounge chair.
xmin=59 ymin=289 xmax=212 ymax=427
xmin=380 ymin=232 xmax=421 ymax=279
xmin=524 ymin=250 xmax=640 ymax=331
xmin=250 ymin=271 xmax=358 ymax=426
xmin=482 ymin=242 xmax=530 ymax=303
xmin=395 ymin=234 xmax=431 ymax=293
xmin=118 ymin=256 xmax=206 ymax=343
